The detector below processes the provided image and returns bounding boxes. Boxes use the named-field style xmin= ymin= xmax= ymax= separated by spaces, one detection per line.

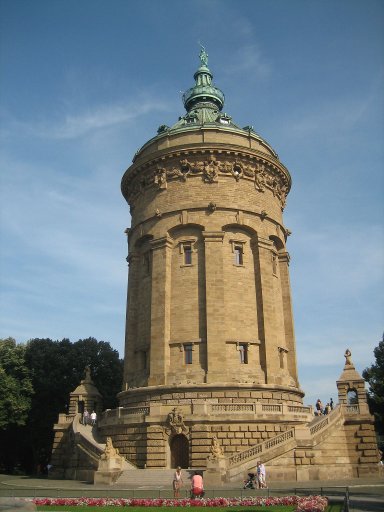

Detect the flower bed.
xmin=33 ymin=495 xmax=328 ymax=511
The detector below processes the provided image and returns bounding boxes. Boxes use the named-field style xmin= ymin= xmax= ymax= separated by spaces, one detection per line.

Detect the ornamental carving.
xmin=203 ymin=156 xmax=219 ymax=183
xmin=123 ymin=152 xmax=290 ymax=211
xmin=232 ymin=160 xmax=243 ymax=181
xmin=167 ymin=407 xmax=189 ymax=435
xmin=155 ymin=167 xmax=167 ymax=189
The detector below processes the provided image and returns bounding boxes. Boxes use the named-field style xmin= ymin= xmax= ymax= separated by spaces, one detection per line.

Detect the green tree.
xmin=0 ymin=338 xmax=34 ymax=472
xmin=363 ymin=335 xmax=384 ymax=440
xmin=0 ymin=338 xmax=33 ymax=429
xmin=24 ymin=337 xmax=123 ymax=469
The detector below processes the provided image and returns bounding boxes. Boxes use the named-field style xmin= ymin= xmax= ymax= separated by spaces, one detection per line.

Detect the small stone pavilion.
xmin=51 ymin=49 xmax=380 ymax=483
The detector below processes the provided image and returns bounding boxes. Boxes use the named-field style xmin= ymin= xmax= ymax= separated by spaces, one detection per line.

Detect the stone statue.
xmin=344 ymin=349 xmax=352 ymax=365
xmin=100 ymin=436 xmax=120 ymax=460
xmin=199 ymin=45 xmax=208 ymax=67
xmin=208 ymin=435 xmax=223 ymax=460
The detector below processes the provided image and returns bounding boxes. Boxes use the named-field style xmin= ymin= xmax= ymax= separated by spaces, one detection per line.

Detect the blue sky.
xmin=1 ymin=0 xmax=383 ymax=408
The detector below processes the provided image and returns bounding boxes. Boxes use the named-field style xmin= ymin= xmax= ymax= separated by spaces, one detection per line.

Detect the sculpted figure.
xmin=199 ymin=45 xmax=208 ymax=66
xmin=155 ymin=167 xmax=167 ymax=189
xmin=101 ymin=437 xmax=119 ymax=460
xmin=344 ymin=349 xmax=352 ymax=365
xmin=208 ymin=435 xmax=223 ymax=460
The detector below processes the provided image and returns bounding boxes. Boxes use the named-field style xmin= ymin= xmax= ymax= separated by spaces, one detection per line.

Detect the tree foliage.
xmin=0 ymin=336 xmax=123 ymax=472
xmin=0 ymin=338 xmax=33 ymax=429
xmin=363 ymin=335 xmax=384 ymax=435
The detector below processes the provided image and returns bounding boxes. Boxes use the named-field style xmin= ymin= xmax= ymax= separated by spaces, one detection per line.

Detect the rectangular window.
xmin=184 ymin=244 xmax=192 ymax=265
xmin=239 ymin=343 xmax=248 ymax=364
xmin=184 ymin=343 xmax=193 ymax=364
xmin=234 ymin=245 xmax=243 ymax=266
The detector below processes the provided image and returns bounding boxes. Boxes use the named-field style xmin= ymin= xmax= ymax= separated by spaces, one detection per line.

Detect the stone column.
xmin=203 ymin=231 xmax=226 ymax=383
xmin=123 ymin=251 xmax=140 ymax=388
xmin=148 ymin=236 xmax=173 ymax=386
xmin=256 ymin=236 xmax=280 ymax=384
xmin=279 ymin=251 xmax=299 ymax=384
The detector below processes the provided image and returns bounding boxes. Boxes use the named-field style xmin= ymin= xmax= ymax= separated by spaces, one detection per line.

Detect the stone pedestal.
xmin=94 ymin=456 xmax=124 ymax=485
xmin=204 ymin=456 xmax=227 ymax=486
xmin=93 ymin=437 xmax=125 ymax=485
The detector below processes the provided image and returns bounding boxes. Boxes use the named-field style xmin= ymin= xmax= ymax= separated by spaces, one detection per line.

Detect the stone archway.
xmin=170 ymin=434 xmax=189 ymax=468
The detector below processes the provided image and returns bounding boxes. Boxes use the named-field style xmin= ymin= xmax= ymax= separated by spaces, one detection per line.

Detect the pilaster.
xmin=256 ymin=236 xmax=280 ymax=383
xmin=278 ymin=251 xmax=298 ymax=384
xmin=148 ymin=236 xmax=173 ymax=386
xmin=123 ymin=252 xmax=140 ymax=388
xmin=203 ymin=231 xmax=226 ymax=383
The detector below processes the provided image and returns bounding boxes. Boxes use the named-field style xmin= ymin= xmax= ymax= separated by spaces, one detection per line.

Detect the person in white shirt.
xmin=256 ymin=461 xmax=267 ymax=488
xmin=90 ymin=410 xmax=97 ymax=426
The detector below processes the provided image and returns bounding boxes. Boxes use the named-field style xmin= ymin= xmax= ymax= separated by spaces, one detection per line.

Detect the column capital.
xmin=278 ymin=251 xmax=290 ymax=264
xmin=202 ymin=231 xmax=225 ymax=243
xmin=257 ymin=236 xmax=274 ymax=250
xmin=150 ymin=235 xmax=173 ymax=251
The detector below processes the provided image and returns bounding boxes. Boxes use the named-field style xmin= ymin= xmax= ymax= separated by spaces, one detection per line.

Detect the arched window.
xmin=347 ymin=388 xmax=358 ymax=405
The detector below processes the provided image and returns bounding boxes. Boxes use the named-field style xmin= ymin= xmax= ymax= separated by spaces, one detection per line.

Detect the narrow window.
xmin=184 ymin=343 xmax=193 ymax=364
xmin=239 ymin=343 xmax=248 ymax=364
xmin=184 ymin=244 xmax=192 ymax=265
xmin=234 ymin=244 xmax=243 ymax=265
xmin=272 ymin=252 xmax=277 ymax=275
xmin=143 ymin=252 xmax=150 ymax=275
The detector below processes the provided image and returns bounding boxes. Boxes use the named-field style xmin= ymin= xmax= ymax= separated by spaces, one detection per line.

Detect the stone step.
xmin=114 ymin=469 xmax=195 ymax=488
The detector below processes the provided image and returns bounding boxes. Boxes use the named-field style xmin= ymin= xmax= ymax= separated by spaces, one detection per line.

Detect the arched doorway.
xmin=170 ymin=435 xmax=189 ymax=468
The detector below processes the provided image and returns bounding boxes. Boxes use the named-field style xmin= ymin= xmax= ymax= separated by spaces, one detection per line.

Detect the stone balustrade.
xmin=209 ymin=402 xmax=312 ymax=418
xmin=99 ymin=402 xmax=312 ymax=427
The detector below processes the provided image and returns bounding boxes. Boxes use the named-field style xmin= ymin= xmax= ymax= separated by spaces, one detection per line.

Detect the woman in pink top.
xmin=191 ymin=472 xmax=204 ymax=498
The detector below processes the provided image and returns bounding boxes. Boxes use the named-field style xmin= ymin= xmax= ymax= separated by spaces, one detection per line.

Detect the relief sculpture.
xmin=125 ymin=154 xmax=289 ymax=211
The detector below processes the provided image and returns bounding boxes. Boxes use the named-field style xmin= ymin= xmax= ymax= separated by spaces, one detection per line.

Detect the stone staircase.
xmin=225 ymin=405 xmax=344 ymax=482
xmin=70 ymin=406 xmax=347 ymax=485
xmin=114 ymin=468 xmax=194 ymax=488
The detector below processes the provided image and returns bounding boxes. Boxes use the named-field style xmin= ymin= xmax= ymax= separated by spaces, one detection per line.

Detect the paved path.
xmin=1 ymin=473 xmax=383 ymax=511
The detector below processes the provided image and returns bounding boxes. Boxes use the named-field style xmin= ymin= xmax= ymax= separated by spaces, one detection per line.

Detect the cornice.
xmin=122 ymin=148 xmax=291 ymax=213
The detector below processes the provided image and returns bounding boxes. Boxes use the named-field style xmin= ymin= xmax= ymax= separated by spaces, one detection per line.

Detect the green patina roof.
xmin=134 ymin=48 xmax=278 ymax=160
xmin=172 ymin=46 xmax=239 ymax=130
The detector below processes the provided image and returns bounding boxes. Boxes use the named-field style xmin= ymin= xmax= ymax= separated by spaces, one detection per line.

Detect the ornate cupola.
xmin=182 ymin=46 xmax=225 ymax=115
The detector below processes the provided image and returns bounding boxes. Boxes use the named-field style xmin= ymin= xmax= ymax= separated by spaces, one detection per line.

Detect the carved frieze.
xmin=122 ymin=151 xmax=290 ymax=212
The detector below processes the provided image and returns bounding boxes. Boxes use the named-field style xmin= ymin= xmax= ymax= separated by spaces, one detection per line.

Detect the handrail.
xmin=310 ymin=405 xmax=342 ymax=438
xmin=228 ymin=428 xmax=295 ymax=467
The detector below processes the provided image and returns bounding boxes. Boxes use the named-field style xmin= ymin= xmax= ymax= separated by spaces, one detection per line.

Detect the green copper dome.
xmin=169 ymin=47 xmax=240 ymax=130
xmin=134 ymin=48 xmax=279 ymax=160
xmin=182 ymin=47 xmax=225 ymax=111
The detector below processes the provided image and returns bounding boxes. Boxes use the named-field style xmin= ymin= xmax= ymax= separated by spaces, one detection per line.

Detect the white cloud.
xmin=224 ymin=43 xmax=272 ymax=79
xmin=1 ymin=95 xmax=170 ymax=141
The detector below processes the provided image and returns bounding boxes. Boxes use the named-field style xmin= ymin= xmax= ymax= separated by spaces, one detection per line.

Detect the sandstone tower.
xmin=115 ymin=48 xmax=307 ymax=470
xmin=51 ymin=50 xmax=380 ymax=482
